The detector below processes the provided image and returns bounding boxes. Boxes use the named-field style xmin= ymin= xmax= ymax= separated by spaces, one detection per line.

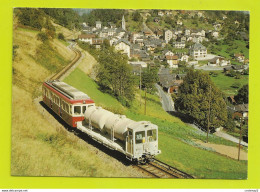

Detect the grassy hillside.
xmin=12 ymin=26 xmax=137 ymax=177
xmin=210 ymin=71 xmax=248 ymax=96
xmin=64 ymin=68 xmax=247 ymax=179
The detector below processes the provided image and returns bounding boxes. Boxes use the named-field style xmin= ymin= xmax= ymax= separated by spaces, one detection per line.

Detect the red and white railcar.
xmin=42 ymin=80 xmax=95 ymax=127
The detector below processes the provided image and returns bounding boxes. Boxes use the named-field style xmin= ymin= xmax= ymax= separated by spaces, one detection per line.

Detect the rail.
xmin=136 ymin=159 xmax=194 ymax=179
xmin=50 ymin=43 xmax=81 ymax=80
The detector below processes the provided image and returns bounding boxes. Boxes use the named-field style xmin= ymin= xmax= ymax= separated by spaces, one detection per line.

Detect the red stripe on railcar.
xmin=43 ymin=82 xmax=94 ymax=104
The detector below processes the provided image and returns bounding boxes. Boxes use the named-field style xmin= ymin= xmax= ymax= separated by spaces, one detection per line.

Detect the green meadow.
xmin=64 ymin=68 xmax=247 ymax=179
xmin=209 ymin=71 xmax=248 ymax=96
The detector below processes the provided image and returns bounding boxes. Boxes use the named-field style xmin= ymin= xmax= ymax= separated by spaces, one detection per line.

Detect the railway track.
xmin=47 ymin=42 xmax=194 ymax=179
xmin=50 ymin=43 xmax=81 ymax=80
xmin=136 ymin=159 xmax=194 ymax=179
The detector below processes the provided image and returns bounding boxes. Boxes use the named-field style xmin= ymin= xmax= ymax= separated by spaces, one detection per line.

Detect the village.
xmin=78 ymin=10 xmax=249 ymax=140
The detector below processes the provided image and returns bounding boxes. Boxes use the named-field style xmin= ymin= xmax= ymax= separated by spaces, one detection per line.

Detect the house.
xmin=82 ymin=22 xmax=87 ymax=27
xmin=78 ymin=34 xmax=96 ymax=44
xmin=173 ymin=41 xmax=186 ymax=49
xmin=96 ymin=21 xmax=102 ymax=29
xmin=108 ymin=22 xmax=116 ymax=28
xmin=92 ymin=38 xmax=103 ymax=49
xmin=212 ymin=31 xmax=219 ymax=38
xmin=154 ymin=17 xmax=160 ymax=23
xmin=144 ymin=40 xmax=156 ymax=52
xmin=190 ymin=43 xmax=207 ymax=58
xmin=208 ymin=57 xmax=230 ymax=66
xmin=144 ymin=30 xmax=153 ymax=37
xmin=165 ymin=10 xmax=172 ymax=15
xmin=163 ymin=50 xmax=174 ymax=56
xmin=169 ymin=80 xmax=183 ymax=94
xmin=114 ymin=39 xmax=131 ymax=57
xmin=185 ymin=29 xmax=191 ymax=36
xmin=177 ymin=20 xmax=183 ymax=25
xmin=129 ymin=61 xmax=147 ymax=75
xmin=197 ymin=11 xmax=204 ymax=18
xmin=158 ymin=11 xmax=164 ymax=16
xmin=179 ymin=55 xmax=189 ymax=62
xmin=231 ymin=104 xmax=248 ymax=119
xmin=223 ymin=65 xmax=245 ymax=73
xmin=166 ymin=55 xmax=179 ymax=68
xmin=164 ymin=30 xmax=173 ymax=43
xmin=234 ymin=53 xmax=245 ymax=63
xmin=181 ymin=36 xmax=187 ymax=42
xmin=158 ymin=74 xmax=175 ymax=93
xmin=108 ymin=28 xmax=116 ymax=36
xmin=154 ymin=30 xmax=163 ymax=38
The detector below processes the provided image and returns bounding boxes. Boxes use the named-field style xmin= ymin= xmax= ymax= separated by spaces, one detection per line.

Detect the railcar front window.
xmin=82 ymin=106 xmax=87 ymax=114
xmin=74 ymin=106 xmax=81 ymax=115
xmin=147 ymin=129 xmax=157 ymax=142
xmin=135 ymin=131 xmax=145 ymax=144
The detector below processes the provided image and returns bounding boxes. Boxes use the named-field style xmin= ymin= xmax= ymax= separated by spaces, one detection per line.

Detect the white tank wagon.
xmin=76 ymin=106 xmax=161 ymax=162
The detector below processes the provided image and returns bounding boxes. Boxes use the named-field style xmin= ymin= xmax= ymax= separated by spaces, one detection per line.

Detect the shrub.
xmin=58 ymin=33 xmax=65 ymax=41
xmin=231 ymin=82 xmax=241 ymax=88
xmin=37 ymin=32 xmax=48 ymax=42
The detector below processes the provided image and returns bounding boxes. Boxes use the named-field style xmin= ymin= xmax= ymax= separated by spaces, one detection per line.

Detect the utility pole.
xmin=238 ymin=117 xmax=243 ymax=161
xmin=144 ymin=88 xmax=147 ymax=115
xmin=207 ymin=84 xmax=211 ymax=143
xmin=140 ymin=65 xmax=142 ymax=106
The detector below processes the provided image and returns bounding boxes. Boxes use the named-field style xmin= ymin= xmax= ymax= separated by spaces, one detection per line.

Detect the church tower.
xmin=122 ymin=15 xmax=126 ymax=30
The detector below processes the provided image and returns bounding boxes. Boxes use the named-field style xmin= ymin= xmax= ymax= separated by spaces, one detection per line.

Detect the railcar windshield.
xmin=147 ymin=129 xmax=157 ymax=142
xmin=135 ymin=131 xmax=145 ymax=144
xmin=74 ymin=106 xmax=81 ymax=115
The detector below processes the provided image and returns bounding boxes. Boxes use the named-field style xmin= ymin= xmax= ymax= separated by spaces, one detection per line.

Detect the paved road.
xmin=194 ymin=65 xmax=225 ymax=71
xmin=155 ymin=84 xmax=175 ymax=112
xmin=214 ymin=131 xmax=248 ymax=147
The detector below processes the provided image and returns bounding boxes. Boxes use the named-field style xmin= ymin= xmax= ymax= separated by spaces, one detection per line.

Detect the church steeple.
xmin=122 ymin=15 xmax=126 ymax=30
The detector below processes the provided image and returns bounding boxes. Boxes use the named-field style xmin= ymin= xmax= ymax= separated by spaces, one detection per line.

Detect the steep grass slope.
xmin=12 ymin=27 xmax=137 ymax=177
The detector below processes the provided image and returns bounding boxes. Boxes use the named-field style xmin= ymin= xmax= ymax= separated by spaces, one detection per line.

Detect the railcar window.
xmin=82 ymin=106 xmax=87 ymax=114
xmin=64 ymin=103 xmax=69 ymax=113
xmin=69 ymin=105 xmax=72 ymax=114
xmin=74 ymin=106 xmax=81 ymax=115
xmin=135 ymin=131 xmax=145 ymax=144
xmin=147 ymin=129 xmax=157 ymax=142
xmin=128 ymin=130 xmax=133 ymax=140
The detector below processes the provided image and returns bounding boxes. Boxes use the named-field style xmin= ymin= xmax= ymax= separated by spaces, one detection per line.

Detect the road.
xmin=214 ymin=131 xmax=248 ymax=147
xmin=155 ymin=84 xmax=175 ymax=112
xmin=155 ymin=85 xmax=248 ymax=147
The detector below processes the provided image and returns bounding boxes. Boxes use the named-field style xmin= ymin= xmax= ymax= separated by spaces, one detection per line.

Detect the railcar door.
xmin=134 ymin=131 xmax=145 ymax=158
xmin=146 ymin=129 xmax=158 ymax=155
xmin=126 ymin=129 xmax=133 ymax=156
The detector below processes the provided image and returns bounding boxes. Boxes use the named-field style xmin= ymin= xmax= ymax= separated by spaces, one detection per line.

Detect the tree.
xmin=96 ymin=48 xmax=136 ymax=106
xmin=175 ymin=69 xmax=227 ymax=129
xmin=12 ymin=45 xmax=19 ymax=61
xmin=141 ymin=67 xmax=158 ymax=94
xmin=234 ymin=84 xmax=248 ymax=104
xmin=58 ymin=33 xmax=65 ymax=41
xmin=37 ymin=32 xmax=48 ymax=42
xmin=132 ymin=11 xmax=142 ymax=22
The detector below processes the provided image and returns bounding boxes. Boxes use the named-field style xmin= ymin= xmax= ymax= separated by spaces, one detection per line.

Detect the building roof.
xmin=79 ymin=34 xmax=96 ymax=39
xmin=158 ymin=74 xmax=176 ymax=88
xmin=166 ymin=55 xmax=179 ymax=60
xmin=92 ymin=38 xmax=103 ymax=45
xmin=208 ymin=57 xmax=220 ymax=63
xmin=115 ymin=39 xmax=131 ymax=46
xmin=234 ymin=104 xmax=248 ymax=112
xmin=191 ymin=43 xmax=207 ymax=51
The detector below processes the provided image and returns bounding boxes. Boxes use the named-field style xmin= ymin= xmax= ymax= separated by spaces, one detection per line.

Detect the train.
xmin=42 ymin=80 xmax=161 ymax=163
